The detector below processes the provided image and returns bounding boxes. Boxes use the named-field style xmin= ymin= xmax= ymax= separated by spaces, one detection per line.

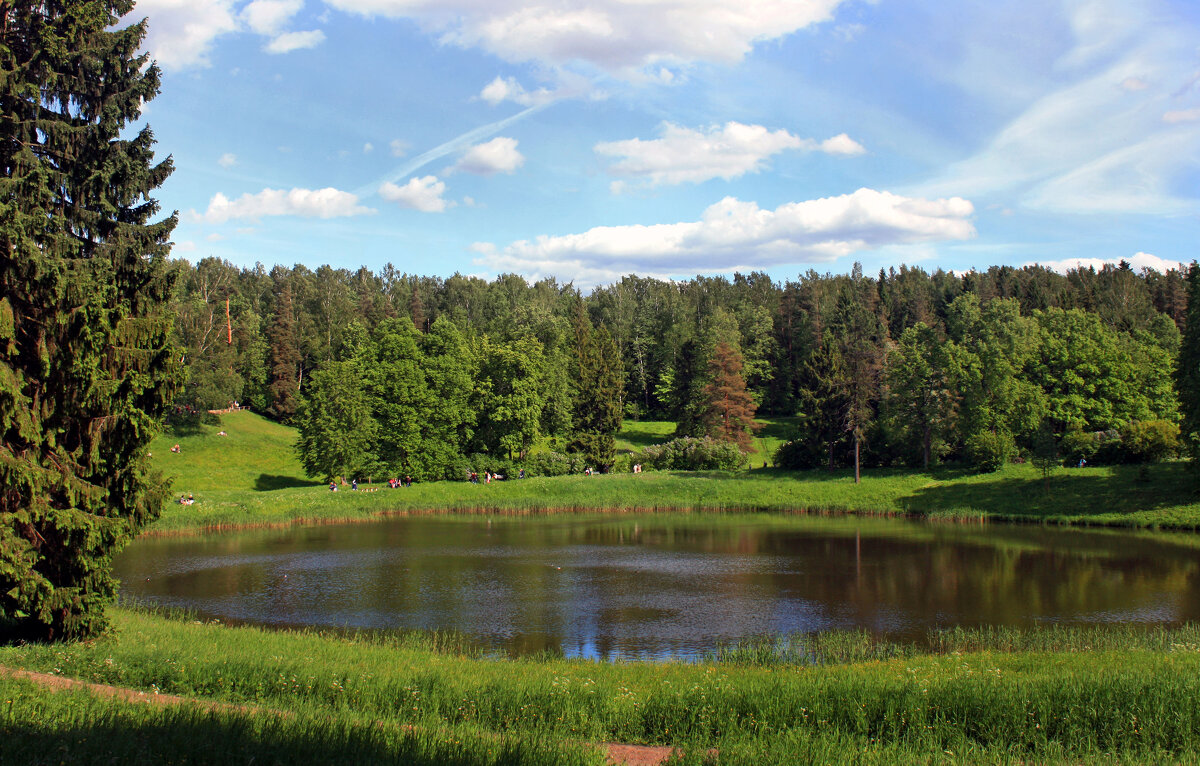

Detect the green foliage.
xmin=0 ymin=0 xmax=179 ymax=640
xmin=523 ymin=451 xmax=586 ymax=477
xmin=637 ymin=437 xmax=747 ymax=471
xmin=883 ymin=322 xmax=957 ymax=468
xmin=965 ymin=430 xmax=1015 ymax=472
xmin=296 ymin=361 xmax=375 ymax=483
xmin=1117 ymin=420 xmax=1180 ymax=464
xmin=1178 ymin=263 xmax=1200 ymax=460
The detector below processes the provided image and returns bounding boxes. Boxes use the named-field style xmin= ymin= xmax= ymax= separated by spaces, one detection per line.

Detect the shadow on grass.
xmin=754 ymin=417 xmax=801 ymax=441
xmin=619 ymin=424 xmax=676 ymax=449
xmin=903 ymin=462 xmax=1200 ymax=523
xmin=254 ymin=473 xmax=323 ymax=491
xmin=1 ymin=710 xmax=557 ymax=766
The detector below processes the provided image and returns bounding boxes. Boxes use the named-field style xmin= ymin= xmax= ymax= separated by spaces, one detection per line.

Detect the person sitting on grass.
xmin=329 ymin=481 xmax=337 ymax=492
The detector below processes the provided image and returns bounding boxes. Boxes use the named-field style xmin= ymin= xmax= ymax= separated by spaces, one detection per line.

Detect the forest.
xmin=166 ymin=257 xmax=1194 ymax=483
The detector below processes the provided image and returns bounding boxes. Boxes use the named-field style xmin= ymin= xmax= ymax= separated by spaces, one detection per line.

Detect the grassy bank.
xmin=148 ymin=410 xmax=1200 ymax=534
xmin=4 ymin=607 xmax=1200 ymax=764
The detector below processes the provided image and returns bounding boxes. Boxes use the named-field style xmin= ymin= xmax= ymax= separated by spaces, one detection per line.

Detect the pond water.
xmin=114 ymin=514 xmax=1200 ymax=660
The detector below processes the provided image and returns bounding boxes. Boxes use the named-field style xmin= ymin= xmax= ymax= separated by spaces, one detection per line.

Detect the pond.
xmin=114 ymin=514 xmax=1200 ymax=660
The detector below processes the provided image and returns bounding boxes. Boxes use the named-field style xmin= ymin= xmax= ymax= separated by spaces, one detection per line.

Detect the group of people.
xmin=388 ymin=476 xmax=414 ymax=488
xmin=178 ymin=494 xmax=195 ymax=505
xmin=468 ymin=471 xmax=502 ymax=484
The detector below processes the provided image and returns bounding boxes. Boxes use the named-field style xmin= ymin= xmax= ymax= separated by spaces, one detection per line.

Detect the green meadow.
xmin=4 ymin=607 xmax=1200 ymax=764
xmin=8 ymin=410 xmax=1198 ymax=763
xmin=149 ymin=410 xmax=1200 ymax=534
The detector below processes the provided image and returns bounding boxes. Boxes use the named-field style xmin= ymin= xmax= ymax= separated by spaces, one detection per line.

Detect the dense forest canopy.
xmin=166 ymin=257 xmax=1191 ymax=479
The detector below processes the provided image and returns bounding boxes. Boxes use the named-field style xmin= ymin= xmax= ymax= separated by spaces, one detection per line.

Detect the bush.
xmin=523 ymin=451 xmax=586 ymax=477
xmin=1117 ymin=420 xmax=1179 ymax=464
xmin=1059 ymin=422 xmax=1099 ymax=465
xmin=464 ymin=453 xmax=517 ymax=479
xmin=637 ymin=437 xmax=747 ymax=471
xmin=965 ymin=430 xmax=1014 ymax=472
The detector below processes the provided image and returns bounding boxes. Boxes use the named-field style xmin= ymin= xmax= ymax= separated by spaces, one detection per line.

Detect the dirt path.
xmin=1 ymin=666 xmax=684 ymax=766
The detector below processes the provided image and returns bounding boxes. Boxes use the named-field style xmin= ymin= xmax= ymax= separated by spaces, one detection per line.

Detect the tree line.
xmin=167 ymin=257 xmax=1192 ymax=479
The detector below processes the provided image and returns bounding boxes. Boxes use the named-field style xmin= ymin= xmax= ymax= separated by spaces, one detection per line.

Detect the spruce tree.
xmin=1 ymin=0 xmax=179 ymax=640
xmin=267 ymin=282 xmax=301 ymax=422
xmin=1177 ymin=262 xmax=1200 ymax=460
xmin=701 ymin=342 xmax=759 ymax=451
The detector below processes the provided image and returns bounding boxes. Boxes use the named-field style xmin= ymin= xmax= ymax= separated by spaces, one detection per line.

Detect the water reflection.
xmin=114 ymin=515 xmax=1200 ymax=660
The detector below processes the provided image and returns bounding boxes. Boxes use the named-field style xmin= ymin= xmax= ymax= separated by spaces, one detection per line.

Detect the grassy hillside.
xmin=146 ymin=410 xmax=1200 ymax=534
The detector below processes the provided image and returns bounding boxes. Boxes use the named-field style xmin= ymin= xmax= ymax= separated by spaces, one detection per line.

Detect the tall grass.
xmin=4 ymin=607 xmax=1200 ymax=762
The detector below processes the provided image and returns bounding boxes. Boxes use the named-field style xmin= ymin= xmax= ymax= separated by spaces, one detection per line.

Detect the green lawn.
xmin=148 ymin=410 xmax=1200 ymax=534
xmin=614 ymin=417 xmax=800 ymax=467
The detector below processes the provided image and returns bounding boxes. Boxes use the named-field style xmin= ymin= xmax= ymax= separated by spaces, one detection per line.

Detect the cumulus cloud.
xmin=479 ymin=75 xmax=556 ymax=106
xmin=196 ymin=187 xmax=374 ymax=223
xmin=322 ymin=0 xmax=846 ymax=74
xmin=134 ymin=0 xmax=239 ymax=69
xmin=596 ymin=122 xmax=864 ymax=188
xmin=473 ymin=188 xmax=975 ymax=285
xmin=265 ymin=29 xmax=325 ymax=53
xmin=241 ymin=0 xmax=303 ymax=34
xmin=453 ymin=137 xmax=525 ymax=175
xmin=1026 ymin=252 xmax=1185 ymax=275
xmin=217 ymin=152 xmax=237 ymax=168
xmin=379 ymin=175 xmax=452 ymax=212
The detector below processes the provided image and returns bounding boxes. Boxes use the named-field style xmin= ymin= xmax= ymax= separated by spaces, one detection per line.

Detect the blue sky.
xmin=131 ymin=0 xmax=1200 ymax=288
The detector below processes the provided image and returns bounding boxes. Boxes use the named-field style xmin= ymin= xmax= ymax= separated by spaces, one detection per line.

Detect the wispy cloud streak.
xmin=356 ymin=103 xmax=549 ymax=197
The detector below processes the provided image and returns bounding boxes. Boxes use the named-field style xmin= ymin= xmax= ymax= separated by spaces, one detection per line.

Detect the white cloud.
xmin=479 ymin=75 xmax=556 ymax=106
xmin=819 ymin=133 xmax=867 ymax=156
xmin=1026 ymin=252 xmax=1185 ymax=274
xmin=241 ymin=0 xmax=303 ymax=34
xmin=595 ymin=122 xmax=864 ymax=188
xmin=265 ymin=29 xmax=325 ymax=53
xmin=474 ymin=188 xmax=975 ymax=285
xmin=453 ymin=137 xmax=525 ymax=175
xmin=379 ymin=175 xmax=452 ymax=212
xmin=196 ymin=187 xmax=374 ymax=223
xmin=363 ymin=142 xmax=375 ymax=153
xmin=174 ymin=240 xmax=197 ymax=253
xmin=390 ymin=139 xmax=410 ymax=157
xmin=217 ymin=152 xmax=237 ymax=168
xmin=915 ymin=0 xmax=1200 ymax=215
xmin=1163 ymin=108 xmax=1200 ymax=124
xmin=134 ymin=0 xmax=239 ymax=69
xmin=322 ymin=0 xmax=846 ymax=74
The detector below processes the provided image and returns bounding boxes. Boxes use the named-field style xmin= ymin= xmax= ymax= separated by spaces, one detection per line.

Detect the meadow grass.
xmin=4 ymin=607 xmax=1200 ymax=764
xmin=148 ymin=410 xmax=1200 ymax=533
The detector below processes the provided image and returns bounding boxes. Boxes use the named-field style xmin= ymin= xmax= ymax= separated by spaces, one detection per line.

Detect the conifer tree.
xmin=1177 ymin=262 xmax=1200 ymax=459
xmin=701 ymin=342 xmax=759 ymax=451
xmin=1 ymin=0 xmax=179 ymax=639
xmin=267 ymin=282 xmax=301 ymax=422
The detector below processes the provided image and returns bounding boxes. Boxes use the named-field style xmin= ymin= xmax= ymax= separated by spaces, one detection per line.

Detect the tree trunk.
xmin=854 ymin=435 xmax=861 ymax=484
xmin=923 ymin=423 xmax=931 ymax=470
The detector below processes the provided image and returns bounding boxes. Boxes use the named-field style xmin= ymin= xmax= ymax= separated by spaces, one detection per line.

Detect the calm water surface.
xmin=114 ymin=514 xmax=1200 ymax=659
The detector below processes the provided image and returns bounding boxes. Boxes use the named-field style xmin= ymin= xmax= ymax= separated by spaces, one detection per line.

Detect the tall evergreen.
xmin=267 ymin=282 xmax=301 ymax=422
xmin=701 ymin=342 xmax=759 ymax=451
xmin=0 ymin=0 xmax=179 ymax=639
xmin=1177 ymin=263 xmax=1200 ymax=459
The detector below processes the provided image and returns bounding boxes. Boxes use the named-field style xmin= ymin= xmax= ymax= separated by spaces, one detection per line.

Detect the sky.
xmin=128 ymin=0 xmax=1200 ymax=289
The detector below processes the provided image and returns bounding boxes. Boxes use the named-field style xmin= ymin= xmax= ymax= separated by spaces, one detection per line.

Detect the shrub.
xmin=965 ymin=430 xmax=1014 ymax=472
xmin=523 ymin=451 xmax=586 ymax=477
xmin=1117 ymin=420 xmax=1180 ymax=464
xmin=637 ymin=437 xmax=747 ymax=471
xmin=1059 ymin=422 xmax=1099 ymax=465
